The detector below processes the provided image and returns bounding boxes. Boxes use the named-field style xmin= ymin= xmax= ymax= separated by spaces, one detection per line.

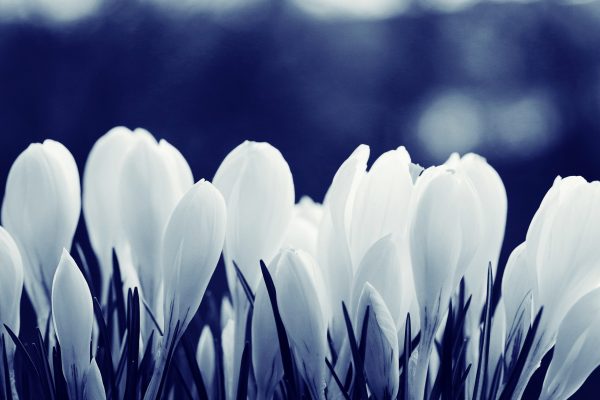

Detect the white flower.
xmin=82 ymin=127 xmax=135 ymax=298
xmin=196 ymin=326 xmax=215 ymax=397
xmin=283 ymin=196 xmax=323 ymax=257
xmin=408 ymin=166 xmax=482 ymax=398
xmin=0 ymin=227 xmax=23 ymax=334
xmin=348 ymin=146 xmax=413 ymax=267
xmin=82 ymin=358 xmax=105 ymax=400
xmin=501 ymin=243 xmax=537 ymax=369
xmin=318 ymin=145 xmax=369 ymax=343
xmin=213 ymin=140 xmax=294 ymax=394
xmin=220 ymin=297 xmax=233 ymax=330
xmin=275 ymin=249 xmax=327 ymax=400
xmin=252 ymin=257 xmax=283 ymax=400
xmin=161 ymin=179 xmax=226 ymax=339
xmin=221 ymin=318 xmax=235 ymax=400
xmin=52 ymin=249 xmax=93 ymax=400
xmin=213 ymin=140 xmax=294 ymax=292
xmin=541 ymin=288 xmax=600 ymax=400
xmin=118 ymin=128 xmax=193 ymax=319
xmin=355 ymin=283 xmax=400 ymax=400
xmin=350 ymin=235 xmax=410 ymax=330
xmin=2 ymin=140 xmax=80 ymax=327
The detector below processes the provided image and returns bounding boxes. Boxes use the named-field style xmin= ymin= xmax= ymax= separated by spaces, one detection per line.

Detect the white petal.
xmin=220 ymin=297 xmax=233 ymax=331
xmin=355 ymin=283 xmax=400 ymax=400
xmin=83 ymin=127 xmax=135 ymax=285
xmin=197 ymin=326 xmax=215 ymax=396
xmin=52 ymin=249 xmax=93 ymax=400
xmin=162 ymin=179 xmax=226 ymax=337
xmin=252 ymin=263 xmax=283 ymax=399
xmin=83 ymin=358 xmax=106 ymax=400
xmin=213 ymin=141 xmax=294 ymax=291
xmin=2 ymin=140 xmax=80 ymax=323
xmin=350 ymin=235 xmax=409 ymax=328
xmin=349 ymin=148 xmax=413 ymax=266
xmin=221 ymin=318 xmax=235 ymax=400
xmin=118 ymin=130 xmax=193 ymax=315
xmin=542 ymin=288 xmax=600 ymax=400
xmin=0 ymin=227 xmax=23 ymax=333
xmin=275 ymin=249 xmax=327 ymax=400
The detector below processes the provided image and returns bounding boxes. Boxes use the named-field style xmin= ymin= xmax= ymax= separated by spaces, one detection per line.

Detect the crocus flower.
xmin=161 ymin=179 xmax=226 ymax=341
xmin=52 ymin=249 xmax=93 ymax=400
xmin=445 ymin=153 xmax=507 ymax=392
xmin=356 ymin=283 xmax=400 ymax=400
xmin=118 ymin=128 xmax=193 ymax=326
xmin=197 ymin=326 xmax=216 ymax=397
xmin=0 ymin=227 xmax=23 ymax=335
xmin=283 ymin=196 xmax=323 ymax=258
xmin=512 ymin=176 xmax=600 ymax=397
xmin=82 ymin=127 xmax=135 ymax=301
xmin=82 ymin=358 xmax=106 ymax=400
xmin=252 ymin=256 xmax=283 ymax=400
xmin=0 ymin=227 xmax=23 ymax=398
xmin=2 ymin=139 xmax=80 ymax=330
xmin=275 ymin=249 xmax=328 ymax=400
xmin=541 ymin=288 xmax=600 ymax=400
xmin=222 ymin=318 xmax=235 ymax=400
xmin=408 ymin=166 xmax=483 ymax=398
xmin=213 ymin=140 xmax=294 ymax=394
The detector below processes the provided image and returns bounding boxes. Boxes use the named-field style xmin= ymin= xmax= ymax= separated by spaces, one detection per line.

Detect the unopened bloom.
xmin=197 ymin=326 xmax=215 ymax=397
xmin=82 ymin=127 xmax=135 ymax=299
xmin=52 ymin=249 xmax=94 ymax=400
xmin=213 ymin=140 xmax=294 ymax=393
xmin=82 ymin=358 xmax=106 ymax=400
xmin=408 ymin=166 xmax=482 ymax=398
xmin=0 ymin=227 xmax=23 ymax=334
xmin=118 ymin=128 xmax=193 ymax=321
xmin=541 ymin=288 xmax=600 ymax=400
xmin=161 ymin=179 xmax=226 ymax=340
xmin=2 ymin=140 xmax=80 ymax=328
xmin=350 ymin=235 xmax=409 ymax=330
xmin=221 ymin=318 xmax=235 ymax=400
xmin=252 ymin=257 xmax=283 ymax=400
xmin=283 ymin=196 xmax=323 ymax=257
xmin=445 ymin=153 xmax=507 ymax=388
xmin=510 ymin=176 xmax=600 ymax=398
xmin=213 ymin=140 xmax=294 ymax=292
xmin=355 ymin=283 xmax=400 ymax=400
xmin=275 ymin=249 xmax=328 ymax=400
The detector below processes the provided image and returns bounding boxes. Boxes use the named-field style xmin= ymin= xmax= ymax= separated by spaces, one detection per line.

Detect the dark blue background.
xmin=1 ymin=0 xmax=600 ymax=397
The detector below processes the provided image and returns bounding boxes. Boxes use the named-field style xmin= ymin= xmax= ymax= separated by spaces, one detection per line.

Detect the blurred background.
xmin=1 ymin=0 xmax=600 ymax=396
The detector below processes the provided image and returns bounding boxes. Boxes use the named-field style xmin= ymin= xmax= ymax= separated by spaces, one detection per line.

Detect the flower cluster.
xmin=0 ymin=127 xmax=599 ymax=400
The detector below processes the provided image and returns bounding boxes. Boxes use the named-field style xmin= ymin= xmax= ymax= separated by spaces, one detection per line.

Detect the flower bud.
xmin=196 ymin=326 xmax=215 ymax=397
xmin=350 ymin=235 xmax=409 ymax=329
xmin=409 ymin=167 xmax=482 ymax=338
xmin=221 ymin=318 xmax=235 ymax=400
xmin=213 ymin=140 xmax=294 ymax=292
xmin=408 ymin=166 xmax=482 ymax=398
xmin=348 ymin=147 xmax=413 ymax=267
xmin=118 ymin=129 xmax=193 ymax=318
xmin=2 ymin=140 xmax=80 ymax=326
xmin=501 ymin=243 xmax=537 ymax=368
xmin=161 ymin=180 xmax=226 ymax=338
xmin=275 ymin=249 xmax=327 ymax=400
xmin=220 ymin=297 xmax=233 ymax=331
xmin=283 ymin=196 xmax=323 ymax=258
xmin=52 ymin=249 xmax=93 ymax=400
xmin=355 ymin=283 xmax=399 ymax=400
xmin=318 ymin=145 xmax=369 ymax=344
xmin=0 ymin=227 xmax=23 ymax=333
xmin=83 ymin=358 xmax=105 ymax=400
xmin=541 ymin=288 xmax=600 ymax=400
xmin=82 ymin=127 xmax=135 ymax=297
xmin=252 ymin=257 xmax=283 ymax=400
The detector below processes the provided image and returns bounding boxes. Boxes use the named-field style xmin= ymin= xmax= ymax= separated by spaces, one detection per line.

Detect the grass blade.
xmin=232 ymin=261 xmax=255 ymax=307
xmin=182 ymin=335 xmax=208 ymax=400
